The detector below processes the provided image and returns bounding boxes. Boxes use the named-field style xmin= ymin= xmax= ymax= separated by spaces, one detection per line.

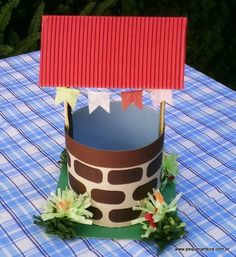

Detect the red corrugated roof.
xmin=39 ymin=16 xmax=187 ymax=89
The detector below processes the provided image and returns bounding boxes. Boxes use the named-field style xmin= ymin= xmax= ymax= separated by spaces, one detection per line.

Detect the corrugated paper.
xmin=39 ymin=16 xmax=187 ymax=89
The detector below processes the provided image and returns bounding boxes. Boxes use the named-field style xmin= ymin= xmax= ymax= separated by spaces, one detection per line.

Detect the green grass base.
xmin=57 ymin=164 xmax=176 ymax=240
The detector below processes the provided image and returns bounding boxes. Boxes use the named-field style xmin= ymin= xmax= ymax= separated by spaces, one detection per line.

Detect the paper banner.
xmin=149 ymin=90 xmax=173 ymax=107
xmin=88 ymin=91 xmax=111 ymax=114
xmin=121 ymin=90 xmax=143 ymax=110
xmin=55 ymin=87 xmax=80 ymax=110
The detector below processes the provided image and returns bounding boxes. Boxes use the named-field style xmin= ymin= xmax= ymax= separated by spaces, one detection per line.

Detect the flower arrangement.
xmin=34 ymin=188 xmax=93 ymax=239
xmin=132 ymin=190 xmax=186 ymax=250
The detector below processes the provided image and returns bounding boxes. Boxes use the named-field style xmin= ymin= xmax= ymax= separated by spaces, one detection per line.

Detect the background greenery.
xmin=0 ymin=0 xmax=235 ymax=90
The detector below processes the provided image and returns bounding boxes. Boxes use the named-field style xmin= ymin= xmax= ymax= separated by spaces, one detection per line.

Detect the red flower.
xmin=168 ymin=175 xmax=175 ymax=181
xmin=144 ymin=213 xmax=156 ymax=228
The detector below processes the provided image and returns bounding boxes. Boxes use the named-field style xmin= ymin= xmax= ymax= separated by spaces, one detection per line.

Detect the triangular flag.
xmin=55 ymin=87 xmax=80 ymax=110
xmin=121 ymin=90 xmax=143 ymax=110
xmin=88 ymin=91 xmax=111 ymax=114
xmin=149 ymin=90 xmax=173 ymax=107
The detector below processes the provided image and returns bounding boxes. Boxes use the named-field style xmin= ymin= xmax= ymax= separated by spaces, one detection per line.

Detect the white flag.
xmin=88 ymin=91 xmax=111 ymax=114
xmin=149 ymin=89 xmax=173 ymax=107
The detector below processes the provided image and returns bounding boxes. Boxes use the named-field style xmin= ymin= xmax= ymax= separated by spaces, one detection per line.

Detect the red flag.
xmin=121 ymin=90 xmax=143 ymax=110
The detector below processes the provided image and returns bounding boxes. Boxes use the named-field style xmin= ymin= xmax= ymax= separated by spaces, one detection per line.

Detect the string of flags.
xmin=55 ymin=88 xmax=173 ymax=114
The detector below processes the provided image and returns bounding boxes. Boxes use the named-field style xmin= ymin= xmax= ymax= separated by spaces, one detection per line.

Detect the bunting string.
xmin=55 ymin=89 xmax=174 ymax=114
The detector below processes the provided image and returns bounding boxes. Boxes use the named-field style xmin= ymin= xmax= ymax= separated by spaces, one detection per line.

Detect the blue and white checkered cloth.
xmin=0 ymin=52 xmax=235 ymax=257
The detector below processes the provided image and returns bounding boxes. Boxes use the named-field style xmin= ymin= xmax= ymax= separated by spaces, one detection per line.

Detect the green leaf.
xmin=58 ymin=149 xmax=67 ymax=167
xmin=150 ymin=213 xmax=187 ymax=251
xmin=121 ymin=0 xmax=138 ymax=15
xmin=0 ymin=0 xmax=19 ymax=37
xmin=0 ymin=44 xmax=13 ymax=57
xmin=28 ymin=2 xmax=45 ymax=35
xmin=7 ymin=29 xmax=20 ymax=47
xmin=94 ymin=0 xmax=118 ymax=15
xmin=80 ymin=2 xmax=96 ymax=15
xmin=27 ymin=2 xmax=45 ymax=51
xmin=162 ymin=153 xmax=179 ymax=177
xmin=11 ymin=32 xmax=40 ymax=56
xmin=33 ymin=216 xmax=78 ymax=240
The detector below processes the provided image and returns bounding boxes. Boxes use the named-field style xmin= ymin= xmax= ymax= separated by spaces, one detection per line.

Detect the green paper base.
xmin=57 ymin=164 xmax=176 ymax=240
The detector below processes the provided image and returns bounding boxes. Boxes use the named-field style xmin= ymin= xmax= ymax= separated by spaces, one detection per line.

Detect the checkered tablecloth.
xmin=0 ymin=52 xmax=235 ymax=257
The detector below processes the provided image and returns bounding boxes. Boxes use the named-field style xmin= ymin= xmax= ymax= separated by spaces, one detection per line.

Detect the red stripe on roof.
xmin=39 ymin=16 xmax=187 ymax=89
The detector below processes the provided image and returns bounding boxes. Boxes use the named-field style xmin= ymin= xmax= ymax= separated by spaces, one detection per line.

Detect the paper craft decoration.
xmin=39 ymin=16 xmax=187 ymax=89
xmin=55 ymin=88 xmax=80 ymax=110
xmin=38 ymin=15 xmax=187 ymax=244
xmin=88 ymin=91 xmax=111 ymax=114
xmin=149 ymin=90 xmax=173 ymax=107
xmin=67 ymin=102 xmax=163 ymax=227
xmin=55 ymin=160 xmax=177 ymax=240
xmin=121 ymin=90 xmax=143 ymax=110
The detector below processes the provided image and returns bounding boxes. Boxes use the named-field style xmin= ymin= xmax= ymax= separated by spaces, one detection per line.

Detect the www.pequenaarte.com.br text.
xmin=175 ymin=247 xmax=230 ymax=252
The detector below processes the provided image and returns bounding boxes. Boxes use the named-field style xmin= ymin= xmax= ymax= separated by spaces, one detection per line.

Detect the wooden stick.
xmin=159 ymin=100 xmax=165 ymax=136
xmin=64 ymin=101 xmax=70 ymax=132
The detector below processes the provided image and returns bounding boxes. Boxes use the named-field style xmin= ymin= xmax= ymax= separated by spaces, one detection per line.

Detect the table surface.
xmin=0 ymin=52 xmax=235 ymax=257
